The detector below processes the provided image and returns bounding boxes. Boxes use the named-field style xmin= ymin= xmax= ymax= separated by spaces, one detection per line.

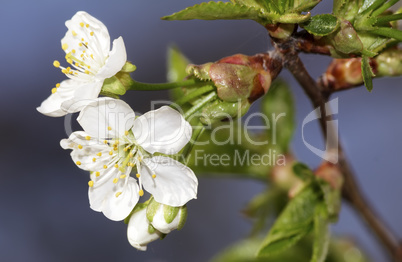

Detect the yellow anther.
xmin=72 ymin=30 xmax=77 ymax=36
xmin=104 ymin=140 xmax=108 ymax=144
xmin=85 ymin=70 xmax=90 ymax=74
xmin=90 ymin=54 xmax=94 ymax=59
xmin=62 ymin=43 xmax=68 ymax=50
xmin=113 ymin=178 xmax=118 ymax=184
xmin=123 ymin=148 xmax=128 ymax=152
xmin=86 ymin=24 xmax=90 ymax=28
xmin=109 ymin=151 xmax=113 ymax=155
xmin=51 ymin=88 xmax=57 ymax=94
xmin=85 ymin=42 xmax=88 ymax=46
xmin=96 ymin=152 xmax=102 ymax=157
xmin=103 ymin=165 xmax=107 ymax=169
xmin=107 ymin=126 xmax=112 ymax=131
xmin=114 ymin=147 xmax=118 ymax=151
xmin=136 ymin=173 xmax=140 ymax=178
xmin=139 ymin=190 xmax=144 ymax=197
xmin=129 ymin=153 xmax=134 ymax=157
xmin=56 ymin=83 xmax=60 ymax=88
xmin=88 ymin=180 xmax=94 ymax=187
xmin=81 ymin=38 xmax=84 ymax=41
xmin=152 ymin=174 xmax=156 ymax=179
xmin=53 ymin=60 xmax=60 ymax=68
xmin=114 ymin=164 xmax=119 ymax=168
xmin=138 ymin=157 xmax=142 ymax=162
xmin=78 ymin=144 xmax=83 ymax=149
xmin=67 ymin=59 xmax=73 ymax=64
xmin=87 ymin=65 xmax=91 ymax=69
xmin=79 ymin=43 xmax=83 ymax=47
xmin=92 ymin=158 xmax=96 ymax=162
xmin=95 ymin=171 xmax=100 ymax=177
xmin=85 ymin=136 xmax=91 ymax=140
xmin=80 ymin=22 xmax=84 ymax=27
xmin=76 ymin=161 xmax=82 ymax=166
xmin=120 ymin=175 xmax=126 ymax=179
xmin=72 ymin=49 xmax=76 ymax=54
xmin=90 ymin=31 xmax=94 ymax=36
xmin=115 ymin=192 xmax=122 ymax=198
xmin=125 ymin=130 xmax=129 ymax=136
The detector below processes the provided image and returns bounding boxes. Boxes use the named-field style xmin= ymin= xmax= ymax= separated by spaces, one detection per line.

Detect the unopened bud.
xmin=330 ymin=20 xmax=363 ymax=55
xmin=199 ymin=99 xmax=250 ymax=125
xmin=315 ymin=162 xmax=343 ymax=190
xmin=146 ymin=198 xmax=187 ymax=234
xmin=375 ymin=48 xmax=402 ymax=77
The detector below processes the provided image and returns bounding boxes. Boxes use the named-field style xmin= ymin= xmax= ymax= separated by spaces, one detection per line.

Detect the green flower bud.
xmin=330 ymin=20 xmax=363 ymax=55
xmin=375 ymin=48 xmax=402 ymax=77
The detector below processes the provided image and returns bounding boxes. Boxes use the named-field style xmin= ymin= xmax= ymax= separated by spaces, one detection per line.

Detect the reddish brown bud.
xmin=315 ymin=162 xmax=343 ymax=190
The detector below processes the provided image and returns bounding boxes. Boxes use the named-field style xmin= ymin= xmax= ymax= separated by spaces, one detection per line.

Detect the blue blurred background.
xmin=1 ymin=0 xmax=402 ymax=261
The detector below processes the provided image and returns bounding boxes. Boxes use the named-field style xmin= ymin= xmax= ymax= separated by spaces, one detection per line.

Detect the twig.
xmin=274 ymin=41 xmax=402 ymax=261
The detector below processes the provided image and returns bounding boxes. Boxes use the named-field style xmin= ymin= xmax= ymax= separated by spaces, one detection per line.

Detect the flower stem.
xmin=127 ymin=78 xmax=208 ymax=91
xmin=175 ymin=85 xmax=216 ymax=106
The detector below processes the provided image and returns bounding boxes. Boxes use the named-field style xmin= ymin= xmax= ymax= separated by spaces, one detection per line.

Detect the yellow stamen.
xmin=85 ymin=136 xmax=91 ymax=140
xmin=109 ymin=151 xmax=113 ymax=155
xmin=114 ymin=164 xmax=119 ymax=168
xmin=72 ymin=30 xmax=77 ymax=36
xmin=104 ymin=140 xmax=108 ymax=144
xmin=103 ymin=165 xmax=107 ymax=169
xmin=108 ymin=126 xmax=112 ymax=131
xmin=72 ymin=49 xmax=76 ymax=54
xmin=139 ymin=190 xmax=144 ymax=197
xmin=78 ymin=144 xmax=83 ymax=149
xmin=56 ymin=83 xmax=61 ymax=88
xmin=53 ymin=60 xmax=60 ymax=68
xmin=76 ymin=161 xmax=81 ymax=166
xmin=136 ymin=173 xmax=140 ymax=178
xmin=85 ymin=70 xmax=90 ymax=74
xmin=120 ymin=175 xmax=126 ymax=179
xmin=95 ymin=171 xmax=100 ymax=177
xmin=96 ymin=152 xmax=102 ymax=157
xmin=90 ymin=31 xmax=94 ymax=36
xmin=51 ymin=88 xmax=57 ymax=94
xmin=62 ymin=43 xmax=68 ymax=50
xmin=125 ymin=130 xmax=129 ymax=136
xmin=152 ymin=174 xmax=156 ymax=179
xmin=113 ymin=178 xmax=118 ymax=184
xmin=86 ymin=24 xmax=90 ymax=28
xmin=92 ymin=158 xmax=96 ymax=162
xmin=80 ymin=22 xmax=84 ymax=27
xmin=115 ymin=192 xmax=122 ymax=197
xmin=88 ymin=180 xmax=94 ymax=187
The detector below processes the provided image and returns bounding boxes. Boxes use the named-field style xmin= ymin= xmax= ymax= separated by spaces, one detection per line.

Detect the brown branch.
xmin=273 ymin=41 xmax=402 ymax=261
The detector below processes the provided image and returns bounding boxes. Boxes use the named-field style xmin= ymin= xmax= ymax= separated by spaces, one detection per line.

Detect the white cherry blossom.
xmin=37 ymin=11 xmax=127 ymax=117
xmin=61 ymin=98 xmax=197 ymax=221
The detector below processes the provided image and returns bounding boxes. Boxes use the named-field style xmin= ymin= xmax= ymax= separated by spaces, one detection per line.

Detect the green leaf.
xmin=162 ymin=2 xmax=262 ymax=22
xmin=312 ymin=204 xmax=330 ymax=262
xmin=167 ymin=46 xmax=190 ymax=101
xmin=319 ymin=181 xmax=341 ymax=220
xmin=290 ymin=0 xmax=321 ymax=13
xmin=260 ymin=79 xmax=295 ymax=154
xmin=257 ymin=186 xmax=320 ymax=257
xmin=292 ymin=162 xmax=315 ymax=182
xmin=371 ymin=27 xmax=402 ymax=42
xmin=302 ymin=14 xmax=339 ymax=36
xmin=361 ymin=55 xmax=375 ymax=91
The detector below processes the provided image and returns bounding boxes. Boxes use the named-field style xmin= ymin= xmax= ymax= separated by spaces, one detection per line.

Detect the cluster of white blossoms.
xmin=37 ymin=11 xmax=198 ymax=251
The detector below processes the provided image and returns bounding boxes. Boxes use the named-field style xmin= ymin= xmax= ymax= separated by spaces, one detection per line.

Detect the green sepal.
xmin=178 ymin=206 xmax=188 ymax=230
xmin=312 ymin=204 xmax=330 ymax=262
xmin=361 ymin=55 xmax=375 ymax=92
xmin=101 ymin=76 xmax=127 ymax=96
xmin=146 ymin=197 xmax=160 ymax=223
xmin=162 ymin=2 xmax=263 ymax=22
xmin=148 ymin=224 xmax=156 ymax=234
xmin=257 ymin=186 xmax=320 ymax=257
xmin=163 ymin=205 xmax=180 ymax=224
xmin=186 ymin=63 xmax=213 ymax=81
xmin=120 ymin=61 xmax=137 ymax=73
xmin=302 ymin=14 xmax=339 ymax=36
xmin=124 ymin=200 xmax=149 ymax=224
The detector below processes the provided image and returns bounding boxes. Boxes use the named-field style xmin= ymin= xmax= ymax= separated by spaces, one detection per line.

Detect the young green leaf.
xmin=312 ymin=204 xmax=330 ymax=262
xmin=302 ymin=14 xmax=339 ymax=36
xmin=257 ymin=186 xmax=320 ymax=257
xmin=292 ymin=162 xmax=315 ymax=182
xmin=361 ymin=55 xmax=375 ymax=91
xmin=162 ymin=2 xmax=262 ymax=22
xmin=260 ymin=79 xmax=295 ymax=154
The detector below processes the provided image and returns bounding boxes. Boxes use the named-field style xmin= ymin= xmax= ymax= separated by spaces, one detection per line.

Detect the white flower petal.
xmin=63 ymin=11 xmax=110 ymax=59
xmin=102 ymin=177 xmax=140 ymax=221
xmin=37 ymin=79 xmax=79 ymax=117
xmin=77 ymin=98 xmax=135 ymax=139
xmin=127 ymin=208 xmax=161 ymax=251
xmin=88 ymin=166 xmax=120 ymax=212
xmin=133 ymin=106 xmax=192 ymax=155
xmin=60 ymin=80 xmax=103 ymax=114
xmin=95 ymin=37 xmax=127 ymax=80
xmin=60 ymin=131 xmax=112 ymax=171
xmin=141 ymin=156 xmax=198 ymax=207
xmin=151 ymin=206 xmax=182 ymax=234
